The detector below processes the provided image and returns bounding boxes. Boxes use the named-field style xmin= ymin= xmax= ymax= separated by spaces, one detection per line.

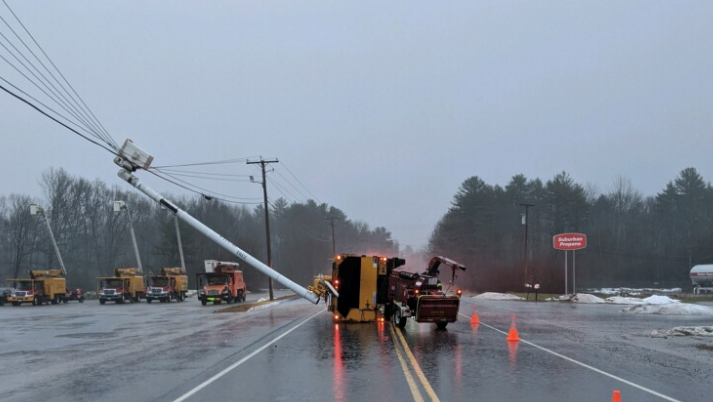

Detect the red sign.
xmin=553 ymin=233 xmax=587 ymax=250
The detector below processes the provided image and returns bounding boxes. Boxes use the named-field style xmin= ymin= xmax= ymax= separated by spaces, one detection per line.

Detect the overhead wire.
xmin=0 ymin=0 xmax=115 ymax=150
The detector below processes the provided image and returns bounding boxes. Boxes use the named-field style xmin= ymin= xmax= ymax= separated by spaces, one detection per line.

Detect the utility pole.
xmin=520 ymin=203 xmax=535 ymax=289
xmin=248 ymin=158 xmax=278 ymax=301
xmin=326 ymin=216 xmax=339 ymax=258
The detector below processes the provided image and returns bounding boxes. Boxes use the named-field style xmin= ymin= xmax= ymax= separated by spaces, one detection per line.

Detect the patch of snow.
xmin=590 ymin=287 xmax=681 ymax=296
xmin=624 ymin=303 xmax=713 ymax=315
xmin=643 ymin=295 xmax=680 ymax=305
xmin=650 ymin=326 xmax=713 ymax=338
xmin=571 ymin=293 xmax=606 ymax=304
xmin=257 ymin=297 xmax=269 ymax=303
xmin=472 ymin=292 xmax=524 ymax=301
xmin=606 ymin=296 xmax=645 ymax=305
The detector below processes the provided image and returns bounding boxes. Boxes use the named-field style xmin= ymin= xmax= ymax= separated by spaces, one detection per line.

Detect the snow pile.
xmin=606 ymin=295 xmax=680 ymax=305
xmin=624 ymin=303 xmax=713 ymax=315
xmin=472 ymin=292 xmax=524 ymax=301
xmin=571 ymin=293 xmax=606 ymax=303
xmin=650 ymin=326 xmax=713 ymax=338
xmin=594 ymin=287 xmax=682 ymax=296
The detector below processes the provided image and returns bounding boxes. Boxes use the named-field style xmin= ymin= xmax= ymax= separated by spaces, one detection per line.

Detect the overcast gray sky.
xmin=2 ymin=1 xmax=712 ymax=249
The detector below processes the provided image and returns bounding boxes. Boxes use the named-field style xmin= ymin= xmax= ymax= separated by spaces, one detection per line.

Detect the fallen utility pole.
xmin=113 ymin=139 xmax=319 ymax=304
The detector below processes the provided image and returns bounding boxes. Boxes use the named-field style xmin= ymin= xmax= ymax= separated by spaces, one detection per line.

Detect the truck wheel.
xmin=237 ymin=290 xmax=243 ymax=303
xmin=99 ymin=299 xmax=106 ymax=305
xmin=436 ymin=322 xmax=448 ymax=330
xmin=12 ymin=301 xmax=20 ymax=306
xmin=147 ymin=298 xmax=152 ymax=304
xmin=201 ymin=299 xmax=207 ymax=306
xmin=225 ymin=295 xmax=232 ymax=304
xmin=394 ymin=307 xmax=406 ymax=329
xmin=178 ymin=293 xmax=185 ymax=302
xmin=79 ymin=298 xmax=84 ymax=303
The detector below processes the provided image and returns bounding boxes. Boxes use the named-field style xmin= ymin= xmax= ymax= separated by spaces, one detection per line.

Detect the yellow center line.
xmin=389 ymin=324 xmax=425 ymax=402
xmin=391 ymin=323 xmax=442 ymax=402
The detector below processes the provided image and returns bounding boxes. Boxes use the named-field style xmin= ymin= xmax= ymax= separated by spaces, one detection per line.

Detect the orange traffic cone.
xmin=470 ymin=306 xmax=480 ymax=325
xmin=506 ymin=314 xmax=520 ymax=342
xmin=612 ymin=390 xmax=621 ymax=402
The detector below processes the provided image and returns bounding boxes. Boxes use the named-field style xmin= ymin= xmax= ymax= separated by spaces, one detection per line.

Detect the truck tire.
xmin=79 ymin=297 xmax=84 ymax=303
xmin=147 ymin=298 xmax=152 ymax=304
xmin=237 ymin=290 xmax=243 ymax=303
xmin=436 ymin=322 xmax=448 ymax=330
xmin=201 ymin=299 xmax=207 ymax=306
xmin=99 ymin=299 xmax=106 ymax=305
xmin=394 ymin=307 xmax=406 ymax=329
xmin=178 ymin=292 xmax=185 ymax=302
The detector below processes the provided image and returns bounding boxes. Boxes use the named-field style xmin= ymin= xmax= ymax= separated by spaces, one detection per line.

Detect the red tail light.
xmin=456 ymin=289 xmax=462 ymax=296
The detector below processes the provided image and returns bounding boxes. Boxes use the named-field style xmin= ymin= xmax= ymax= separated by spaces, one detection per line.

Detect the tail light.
xmin=456 ymin=289 xmax=462 ymax=296
xmin=414 ymin=289 xmax=419 ymax=295
xmin=333 ymin=314 xmax=340 ymax=320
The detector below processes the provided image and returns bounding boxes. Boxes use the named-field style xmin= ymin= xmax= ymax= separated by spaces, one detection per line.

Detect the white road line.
xmin=458 ymin=312 xmax=683 ymax=402
xmin=172 ymin=308 xmax=324 ymax=402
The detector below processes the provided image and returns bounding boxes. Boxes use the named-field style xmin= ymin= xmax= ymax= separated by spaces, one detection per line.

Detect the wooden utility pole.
xmin=520 ymin=203 xmax=535 ymax=289
xmin=326 ymin=216 xmax=339 ymax=257
xmin=248 ymin=158 xmax=278 ymax=301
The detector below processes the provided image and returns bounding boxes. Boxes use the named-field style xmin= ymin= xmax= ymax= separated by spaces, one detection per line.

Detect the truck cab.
xmin=196 ymin=260 xmax=247 ymax=305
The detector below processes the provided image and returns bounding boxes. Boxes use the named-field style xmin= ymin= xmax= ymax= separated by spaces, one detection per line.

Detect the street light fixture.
xmin=114 ymin=200 xmax=143 ymax=273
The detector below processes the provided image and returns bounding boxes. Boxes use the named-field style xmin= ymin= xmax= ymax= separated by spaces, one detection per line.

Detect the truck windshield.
xmin=12 ymin=282 xmax=33 ymax=291
xmin=103 ymin=279 xmax=124 ymax=288
xmin=206 ymin=275 xmax=228 ymax=285
xmin=151 ymin=277 xmax=169 ymax=287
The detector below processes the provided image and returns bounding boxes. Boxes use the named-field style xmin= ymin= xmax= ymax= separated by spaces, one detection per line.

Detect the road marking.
xmin=389 ymin=324 xmax=425 ymax=402
xmin=172 ymin=308 xmax=324 ymax=402
xmin=458 ymin=311 xmax=683 ymax=402
xmin=391 ymin=324 xmax=442 ymax=402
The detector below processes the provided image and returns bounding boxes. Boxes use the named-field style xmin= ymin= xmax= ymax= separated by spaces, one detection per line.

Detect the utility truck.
xmin=196 ymin=260 xmax=247 ymax=305
xmin=98 ymin=268 xmax=145 ymax=304
xmin=6 ymin=269 xmax=68 ymax=306
xmin=322 ymin=255 xmax=465 ymax=330
xmin=145 ymin=267 xmax=188 ymax=303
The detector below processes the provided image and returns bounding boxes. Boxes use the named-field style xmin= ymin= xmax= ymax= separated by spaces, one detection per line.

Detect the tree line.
xmin=0 ymin=168 xmax=398 ymax=291
xmin=426 ymin=168 xmax=713 ymax=293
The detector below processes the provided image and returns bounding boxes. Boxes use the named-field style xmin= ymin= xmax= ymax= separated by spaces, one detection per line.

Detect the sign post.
xmin=553 ymin=233 xmax=587 ymax=295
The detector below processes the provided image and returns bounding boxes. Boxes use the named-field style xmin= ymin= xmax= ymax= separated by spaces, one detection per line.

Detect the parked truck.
xmin=145 ymin=267 xmax=188 ymax=303
xmin=97 ymin=268 xmax=145 ymax=304
xmin=6 ymin=269 xmax=68 ymax=306
xmin=324 ymin=254 xmax=465 ymax=330
xmin=196 ymin=260 xmax=247 ymax=305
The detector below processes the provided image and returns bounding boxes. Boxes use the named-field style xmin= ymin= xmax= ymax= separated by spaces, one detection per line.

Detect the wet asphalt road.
xmin=1 ymin=294 xmax=711 ymax=402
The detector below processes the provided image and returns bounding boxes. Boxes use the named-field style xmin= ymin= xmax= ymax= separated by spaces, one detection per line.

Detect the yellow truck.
xmin=6 ymin=269 xmax=67 ymax=306
xmin=145 ymin=267 xmax=188 ymax=303
xmin=97 ymin=268 xmax=145 ymax=304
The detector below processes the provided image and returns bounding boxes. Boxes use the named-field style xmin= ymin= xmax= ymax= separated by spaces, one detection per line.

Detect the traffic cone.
xmin=506 ymin=314 xmax=520 ymax=342
xmin=612 ymin=390 xmax=621 ymax=402
xmin=470 ymin=306 xmax=480 ymax=325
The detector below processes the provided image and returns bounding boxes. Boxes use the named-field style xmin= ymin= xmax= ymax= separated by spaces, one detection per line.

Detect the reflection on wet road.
xmin=1 ymin=293 xmax=711 ymax=402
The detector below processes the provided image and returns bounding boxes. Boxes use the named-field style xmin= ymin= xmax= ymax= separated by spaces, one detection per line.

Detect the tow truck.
xmin=317 ymin=254 xmax=465 ymax=330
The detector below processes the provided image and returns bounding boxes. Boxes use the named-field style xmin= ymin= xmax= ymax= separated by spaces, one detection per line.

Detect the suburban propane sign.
xmin=553 ymin=233 xmax=587 ymax=250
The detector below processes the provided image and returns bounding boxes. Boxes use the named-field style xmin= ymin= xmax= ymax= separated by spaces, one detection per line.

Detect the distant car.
xmin=65 ymin=288 xmax=85 ymax=303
